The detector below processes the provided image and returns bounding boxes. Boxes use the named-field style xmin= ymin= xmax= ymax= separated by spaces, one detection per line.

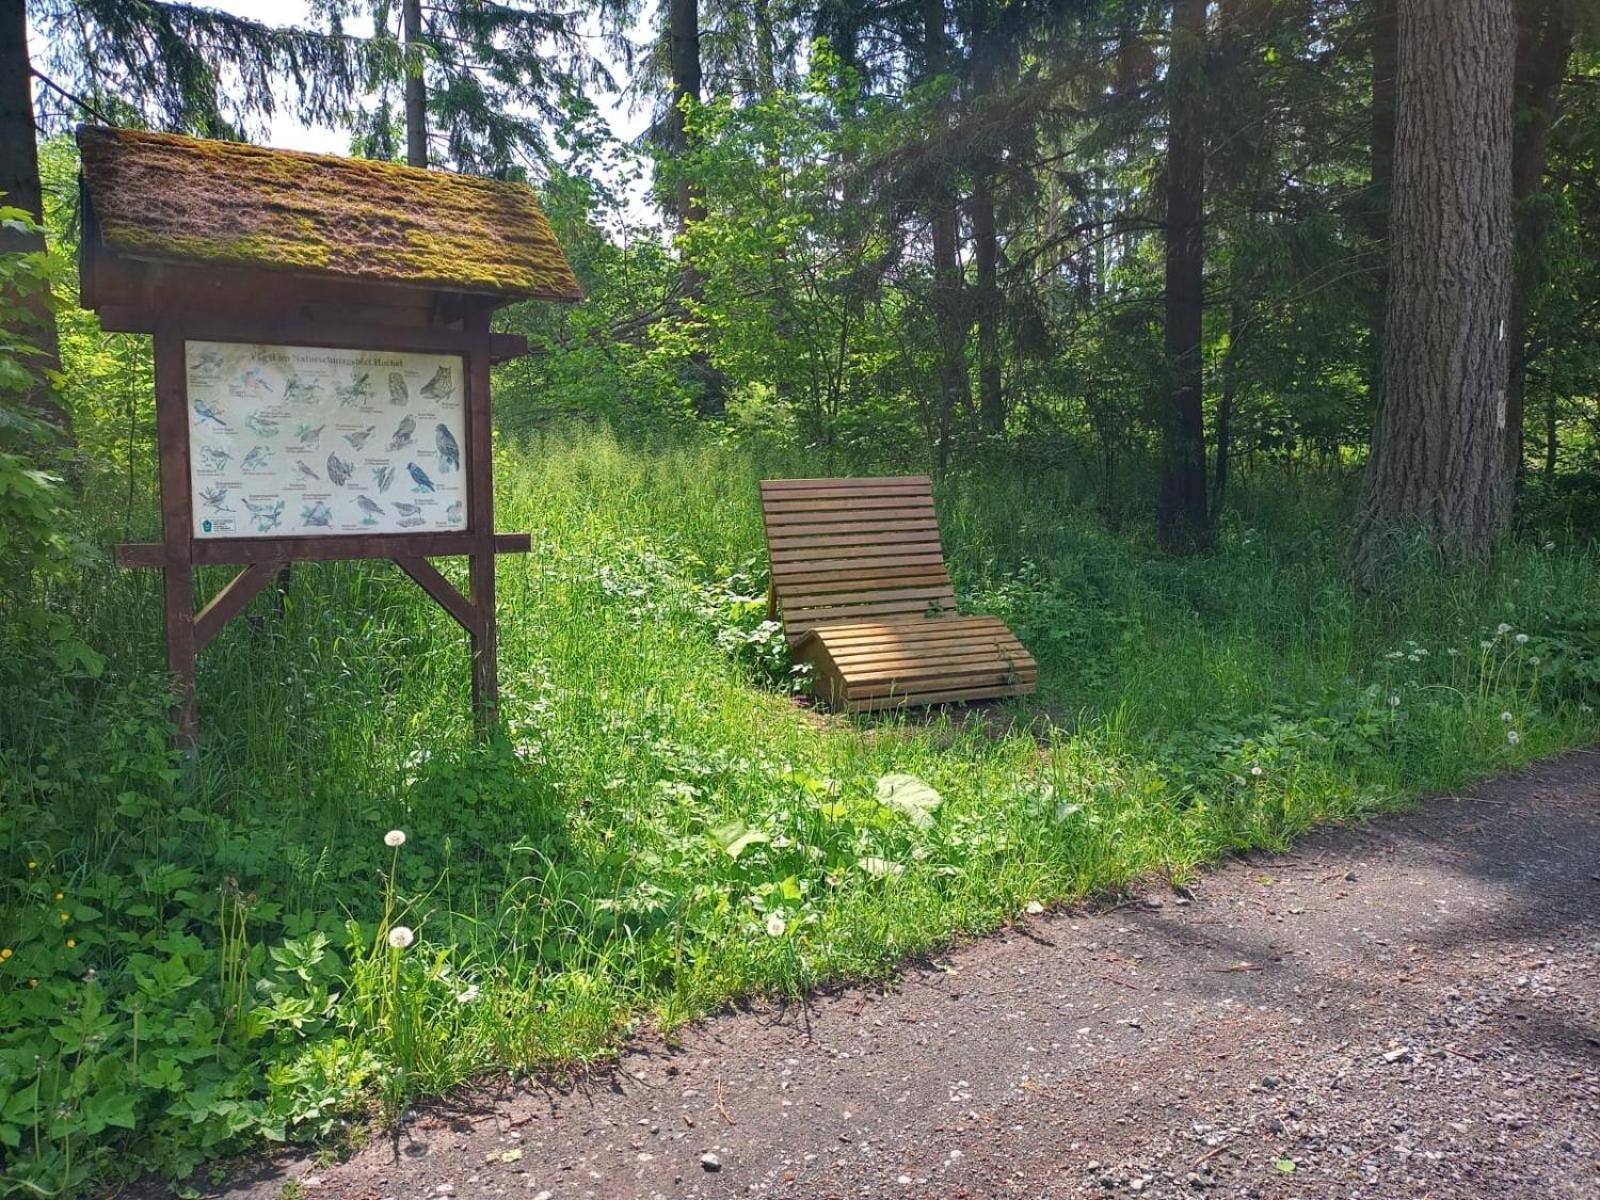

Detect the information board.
xmin=185 ymin=340 xmax=468 ymax=538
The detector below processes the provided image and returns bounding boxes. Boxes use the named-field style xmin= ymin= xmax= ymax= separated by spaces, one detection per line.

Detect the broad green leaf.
xmin=875 ymin=773 xmax=942 ymax=828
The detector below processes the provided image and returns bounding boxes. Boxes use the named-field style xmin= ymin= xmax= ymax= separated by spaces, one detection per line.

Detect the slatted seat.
xmin=760 ymin=476 xmax=1038 ymax=712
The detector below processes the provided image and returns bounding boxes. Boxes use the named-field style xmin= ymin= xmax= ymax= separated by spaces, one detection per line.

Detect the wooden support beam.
xmin=394 ymin=557 xmax=477 ymax=632
xmin=489 ymin=332 xmax=529 ymax=363
xmin=116 ymin=531 xmax=531 ymax=568
xmin=194 ymin=561 xmax=283 ymax=650
xmin=467 ymin=314 xmax=500 ymax=726
xmin=153 ymin=325 xmax=198 ymax=749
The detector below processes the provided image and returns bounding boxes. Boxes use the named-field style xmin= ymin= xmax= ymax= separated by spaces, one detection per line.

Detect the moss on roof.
xmin=77 ymin=125 xmax=582 ymax=302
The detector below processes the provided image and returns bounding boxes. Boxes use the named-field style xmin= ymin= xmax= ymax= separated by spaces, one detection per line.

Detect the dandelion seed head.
xmin=1507 ymin=730 xmax=1521 ymax=746
xmin=765 ymin=913 xmax=786 ymax=938
xmin=387 ymin=925 xmax=415 ymax=949
xmin=1514 ymin=633 xmax=1529 ymax=645
xmin=1529 ymin=656 xmax=1541 ymax=666
xmin=1388 ymin=695 xmax=1401 ymax=708
xmin=1501 ymin=711 xmax=1514 ymax=723
xmin=1250 ymin=765 xmax=1264 ymax=777
xmin=1496 ymin=623 xmax=1513 ymax=636
xmin=384 ymin=829 xmax=407 ymax=848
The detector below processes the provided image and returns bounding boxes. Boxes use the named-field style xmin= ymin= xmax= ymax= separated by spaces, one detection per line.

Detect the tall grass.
xmin=3 ymin=425 xmax=1597 ymax=1194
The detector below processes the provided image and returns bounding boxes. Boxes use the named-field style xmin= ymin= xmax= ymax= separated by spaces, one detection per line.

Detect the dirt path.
xmin=200 ymin=753 xmax=1600 ymax=1200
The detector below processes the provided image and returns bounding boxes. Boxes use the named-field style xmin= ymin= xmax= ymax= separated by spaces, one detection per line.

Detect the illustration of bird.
xmin=301 ymin=501 xmax=333 ymax=527
xmin=337 ymin=372 xmax=373 ymax=406
xmin=387 ymin=415 xmax=416 ymax=451
xmin=406 ymin=462 xmax=435 ymax=493
xmin=294 ymin=423 xmax=325 ymax=446
xmin=294 ymin=460 xmax=320 ymax=482
xmin=434 ymin=424 xmax=460 ymax=473
xmin=388 ymin=372 xmax=409 ymax=405
xmin=199 ymin=446 xmax=231 ymax=471
xmin=241 ymin=445 xmax=271 ymax=471
xmin=355 ymin=495 xmax=384 ymax=525
xmin=420 ymin=364 xmax=453 ymax=401
xmin=445 ymin=500 xmax=463 ymax=525
xmin=246 ymin=412 xmax=280 ymax=438
xmin=243 ymin=497 xmax=285 ymax=532
xmin=192 ymin=398 xmax=227 ymax=428
xmin=193 ymin=349 xmax=224 ymax=373
xmin=393 ymin=500 xmax=425 ymax=528
xmin=241 ymin=367 xmax=273 ymax=394
xmin=199 ymin=484 xmax=233 ymax=512
xmin=372 ymin=465 xmax=395 ymax=493
xmin=284 ymin=377 xmax=322 ymax=404
xmin=326 ymin=452 xmax=354 ymax=487
xmin=344 ymin=425 xmax=376 ymax=450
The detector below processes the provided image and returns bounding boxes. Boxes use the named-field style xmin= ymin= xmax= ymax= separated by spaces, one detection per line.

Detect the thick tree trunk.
xmin=402 ymin=0 xmax=427 ymax=168
xmin=1157 ymin=0 xmax=1210 ymax=552
xmin=1366 ymin=0 xmax=1397 ymax=409
xmin=1348 ymin=0 xmax=1515 ymax=583
xmin=0 ymin=0 xmax=68 ymax=441
xmin=669 ymin=0 xmax=705 ymax=295
xmin=1504 ymin=0 xmax=1576 ymax=483
xmin=924 ymin=0 xmax=968 ymax=472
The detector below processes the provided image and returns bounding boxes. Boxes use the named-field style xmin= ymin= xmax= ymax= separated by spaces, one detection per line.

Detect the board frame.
xmin=114 ymin=310 xmax=529 ymax=747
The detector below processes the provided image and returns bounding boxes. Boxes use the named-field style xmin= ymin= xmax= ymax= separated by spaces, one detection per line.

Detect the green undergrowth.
xmin=5 ymin=427 xmax=1600 ymax=1196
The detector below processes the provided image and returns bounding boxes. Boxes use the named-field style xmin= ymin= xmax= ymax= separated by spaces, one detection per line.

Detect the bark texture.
xmin=1349 ymin=0 xmax=1516 ymax=583
xmin=924 ymin=0 xmax=969 ymax=472
xmin=1366 ymin=0 xmax=1397 ymax=407
xmin=1503 ymin=0 xmax=1576 ymax=481
xmin=402 ymin=0 xmax=427 ymax=168
xmin=0 ymin=0 xmax=67 ymax=438
xmin=1157 ymin=0 xmax=1210 ymax=552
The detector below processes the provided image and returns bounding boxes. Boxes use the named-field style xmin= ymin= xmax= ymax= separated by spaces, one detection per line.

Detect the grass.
xmin=4 ymin=424 xmax=1599 ymax=1195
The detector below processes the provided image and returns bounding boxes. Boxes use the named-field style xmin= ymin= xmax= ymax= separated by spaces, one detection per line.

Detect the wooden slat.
xmin=759 ymin=482 xmax=935 ymax=501
xmin=772 ymin=570 xmax=951 ymax=596
xmin=768 ymin=529 xmax=942 ymax=551
xmin=787 ymin=598 xmax=960 ymax=626
xmin=761 ymin=476 xmax=931 ymax=493
xmin=193 ymin=560 xmax=283 ymax=651
xmin=848 ymin=671 xmax=1037 ymax=701
xmin=782 ymin=583 xmax=956 ymax=609
xmin=844 ymin=661 xmax=1038 ymax=689
xmin=831 ymin=640 xmax=1031 ymax=671
xmin=807 ymin=616 xmax=1013 ymax=648
xmin=772 ymin=544 xmax=945 ymax=565
xmin=765 ymin=519 xmax=940 ymax=540
xmin=763 ymin=496 xmax=937 ymax=516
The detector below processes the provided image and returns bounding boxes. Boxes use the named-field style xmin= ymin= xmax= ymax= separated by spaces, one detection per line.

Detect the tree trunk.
xmin=924 ymin=0 xmax=968 ymax=472
xmin=1504 ymin=0 xmax=1576 ymax=483
xmin=1213 ymin=298 xmax=1246 ymax=507
xmin=968 ymin=0 xmax=1003 ymax=435
xmin=402 ymin=0 xmax=427 ymax=168
xmin=1367 ymin=0 xmax=1397 ymax=410
xmin=971 ymin=172 xmax=1003 ymax=433
xmin=1157 ymin=0 xmax=1210 ymax=552
xmin=669 ymin=0 xmax=705 ymax=297
xmin=0 ymin=0 xmax=68 ymax=441
xmin=1348 ymin=0 xmax=1515 ymax=583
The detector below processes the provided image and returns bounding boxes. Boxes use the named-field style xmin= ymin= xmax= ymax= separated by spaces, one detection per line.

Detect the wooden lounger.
xmin=760 ymin=476 xmax=1038 ymax=712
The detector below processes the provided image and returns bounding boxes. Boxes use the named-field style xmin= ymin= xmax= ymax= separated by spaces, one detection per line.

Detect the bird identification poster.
xmin=184 ymin=340 xmax=467 ymax=538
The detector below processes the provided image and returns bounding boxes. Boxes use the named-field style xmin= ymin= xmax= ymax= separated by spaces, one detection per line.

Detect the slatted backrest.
xmin=760 ymin=476 xmax=957 ymax=643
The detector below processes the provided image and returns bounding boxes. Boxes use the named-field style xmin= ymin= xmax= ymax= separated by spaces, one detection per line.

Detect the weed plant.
xmin=3 ymin=426 xmax=1598 ymax=1195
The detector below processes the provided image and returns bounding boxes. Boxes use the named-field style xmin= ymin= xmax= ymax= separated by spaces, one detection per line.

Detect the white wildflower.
xmin=1514 ymin=633 xmax=1530 ymax=645
xmin=1480 ymin=640 xmax=1492 ymax=650
xmin=1501 ymin=711 xmax=1514 ymax=723
xmin=1543 ymin=541 xmax=1556 ymax=551
xmin=1529 ymin=656 xmax=1541 ymax=666
xmin=1250 ymin=765 xmax=1264 ymax=778
xmin=1496 ymin=623 xmax=1513 ymax=636
xmin=455 ymin=985 xmax=480 ymax=1004
xmin=387 ymin=925 xmax=415 ymax=949
xmin=1388 ymin=695 xmax=1401 ymax=708
xmin=384 ymin=829 xmax=407 ymax=848
xmin=1506 ymin=730 xmax=1521 ymax=746
xmin=765 ymin=913 xmax=786 ymax=938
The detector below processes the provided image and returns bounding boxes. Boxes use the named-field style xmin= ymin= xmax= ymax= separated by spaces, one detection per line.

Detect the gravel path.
xmin=193 ymin=752 xmax=1600 ymax=1200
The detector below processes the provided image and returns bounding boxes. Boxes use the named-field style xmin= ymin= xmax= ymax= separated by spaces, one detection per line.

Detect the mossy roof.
xmin=76 ymin=125 xmax=582 ymax=302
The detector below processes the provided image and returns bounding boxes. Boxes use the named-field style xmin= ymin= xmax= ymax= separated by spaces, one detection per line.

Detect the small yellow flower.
xmin=65 ymin=939 xmax=76 ymax=949
xmin=0 ymin=947 xmax=12 ymax=960
xmin=54 ymin=892 xmax=63 ymax=901
xmin=26 ymin=861 xmax=37 ymax=870
xmin=28 ymin=978 xmax=38 ymax=988
xmin=59 ymin=911 xmax=70 ymax=922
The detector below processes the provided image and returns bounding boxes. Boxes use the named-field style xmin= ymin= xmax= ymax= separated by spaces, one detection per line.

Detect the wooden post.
xmin=153 ymin=326 xmax=199 ymax=749
xmin=465 ymin=312 xmax=499 ymax=727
